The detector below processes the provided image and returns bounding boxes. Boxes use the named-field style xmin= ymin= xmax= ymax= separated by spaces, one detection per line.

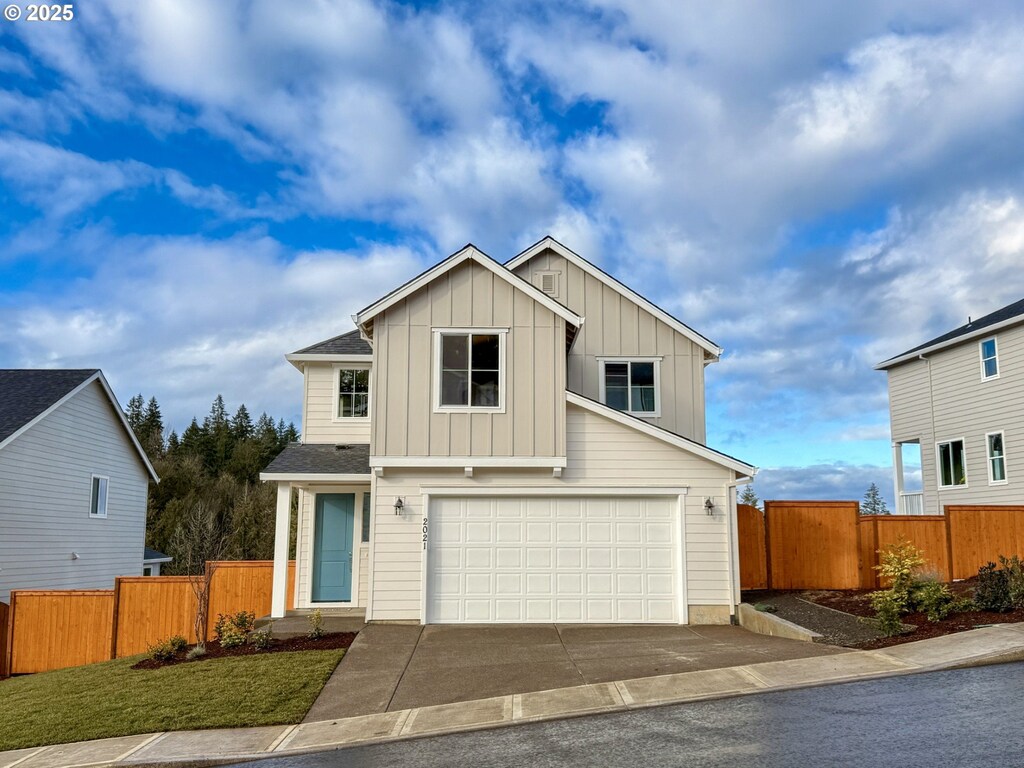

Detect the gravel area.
xmin=748 ymin=593 xmax=886 ymax=647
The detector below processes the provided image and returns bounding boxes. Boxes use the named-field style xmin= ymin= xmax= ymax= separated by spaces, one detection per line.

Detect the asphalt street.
xmin=231 ymin=662 xmax=1024 ymax=768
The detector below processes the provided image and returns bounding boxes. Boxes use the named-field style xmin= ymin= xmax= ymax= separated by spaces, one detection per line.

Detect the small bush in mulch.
xmin=131 ymin=632 xmax=356 ymax=670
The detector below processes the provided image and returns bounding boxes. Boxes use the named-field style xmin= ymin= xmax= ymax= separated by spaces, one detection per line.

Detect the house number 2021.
xmin=422 ymin=517 xmax=428 ymax=550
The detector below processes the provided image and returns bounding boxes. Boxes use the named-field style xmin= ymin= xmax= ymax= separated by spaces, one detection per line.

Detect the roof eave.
xmin=875 ymin=313 xmax=1024 ymax=370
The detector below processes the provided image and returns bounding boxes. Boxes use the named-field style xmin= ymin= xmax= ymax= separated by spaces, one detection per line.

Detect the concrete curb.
xmin=737 ymin=602 xmax=823 ymax=642
xmin=5 ymin=624 xmax=1024 ymax=768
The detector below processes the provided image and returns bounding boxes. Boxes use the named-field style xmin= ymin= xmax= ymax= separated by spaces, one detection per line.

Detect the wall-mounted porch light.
xmin=394 ymin=497 xmax=405 ymax=515
xmin=704 ymin=497 xmax=715 ymax=516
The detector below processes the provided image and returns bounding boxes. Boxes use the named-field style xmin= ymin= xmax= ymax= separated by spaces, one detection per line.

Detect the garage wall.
xmin=369 ymin=402 xmax=735 ymax=622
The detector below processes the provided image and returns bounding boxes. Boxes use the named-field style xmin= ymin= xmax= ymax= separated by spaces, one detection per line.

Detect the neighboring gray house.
xmin=262 ymin=237 xmax=756 ymax=626
xmin=0 ymin=370 xmax=159 ymax=603
xmin=876 ymin=298 xmax=1024 ymax=515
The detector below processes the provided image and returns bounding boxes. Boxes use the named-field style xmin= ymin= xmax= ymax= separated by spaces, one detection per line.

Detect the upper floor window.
xmin=937 ymin=439 xmax=967 ymax=488
xmin=599 ymin=358 xmax=660 ymax=416
xmin=336 ymin=368 xmax=369 ymax=418
xmin=980 ymin=337 xmax=999 ymax=379
xmin=987 ymin=431 xmax=1007 ymax=484
xmin=90 ymin=475 xmax=109 ymax=518
xmin=434 ymin=330 xmax=506 ymax=411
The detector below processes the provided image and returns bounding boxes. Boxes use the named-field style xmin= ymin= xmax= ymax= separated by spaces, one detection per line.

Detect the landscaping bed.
xmin=132 ymin=631 xmax=356 ymax=669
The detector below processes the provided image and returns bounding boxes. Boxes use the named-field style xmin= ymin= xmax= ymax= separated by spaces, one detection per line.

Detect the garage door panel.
xmin=428 ymin=495 xmax=680 ymax=623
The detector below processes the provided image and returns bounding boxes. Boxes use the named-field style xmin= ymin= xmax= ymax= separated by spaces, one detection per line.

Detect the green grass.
xmin=0 ymin=648 xmax=345 ymax=751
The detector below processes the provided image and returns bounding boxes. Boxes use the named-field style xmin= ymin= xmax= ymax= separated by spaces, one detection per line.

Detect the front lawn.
xmin=0 ymin=647 xmax=345 ymax=751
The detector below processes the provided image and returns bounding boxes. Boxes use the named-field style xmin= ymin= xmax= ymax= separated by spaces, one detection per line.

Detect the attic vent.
xmin=538 ymin=271 xmax=559 ymax=297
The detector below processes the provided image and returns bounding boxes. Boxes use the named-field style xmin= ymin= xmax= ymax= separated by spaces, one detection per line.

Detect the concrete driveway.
xmin=304 ymin=623 xmax=845 ymax=722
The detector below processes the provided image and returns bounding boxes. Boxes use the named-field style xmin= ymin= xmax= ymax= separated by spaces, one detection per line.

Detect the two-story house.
xmin=876 ymin=297 xmax=1024 ymax=515
xmin=262 ymin=237 xmax=755 ymax=625
xmin=0 ymin=369 xmax=160 ymax=603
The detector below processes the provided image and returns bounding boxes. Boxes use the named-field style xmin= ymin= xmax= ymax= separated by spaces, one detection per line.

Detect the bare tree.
xmin=171 ymin=501 xmax=227 ymax=649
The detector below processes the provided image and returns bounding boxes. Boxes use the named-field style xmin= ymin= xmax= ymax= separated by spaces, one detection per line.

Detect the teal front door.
xmin=312 ymin=494 xmax=354 ymax=602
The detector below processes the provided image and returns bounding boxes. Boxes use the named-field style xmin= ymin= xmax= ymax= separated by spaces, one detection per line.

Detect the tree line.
xmin=125 ymin=394 xmax=298 ymax=574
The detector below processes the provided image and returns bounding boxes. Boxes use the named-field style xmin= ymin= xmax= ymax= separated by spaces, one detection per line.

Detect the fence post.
xmin=763 ymin=501 xmax=774 ymax=590
xmin=110 ymin=578 xmax=122 ymax=660
xmin=0 ymin=600 xmax=10 ymax=678
xmin=4 ymin=593 xmax=15 ymax=676
xmin=944 ymin=505 xmax=955 ymax=581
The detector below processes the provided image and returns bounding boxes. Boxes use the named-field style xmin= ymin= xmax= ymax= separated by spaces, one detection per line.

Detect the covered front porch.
xmin=260 ymin=443 xmax=373 ymax=618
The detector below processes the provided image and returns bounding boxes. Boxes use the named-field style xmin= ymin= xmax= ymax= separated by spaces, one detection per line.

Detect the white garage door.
xmin=427 ymin=495 xmax=681 ymax=623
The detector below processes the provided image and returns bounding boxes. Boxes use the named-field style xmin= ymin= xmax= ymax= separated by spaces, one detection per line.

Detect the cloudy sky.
xmin=3 ymin=1 xmax=1024 ymax=504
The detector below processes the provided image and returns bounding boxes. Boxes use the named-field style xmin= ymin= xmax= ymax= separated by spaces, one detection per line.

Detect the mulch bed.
xmin=744 ymin=580 xmax=1024 ymax=650
xmin=132 ymin=632 xmax=357 ymax=670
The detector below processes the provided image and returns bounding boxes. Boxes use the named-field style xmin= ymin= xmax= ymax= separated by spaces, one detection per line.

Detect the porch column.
xmin=271 ymin=482 xmax=292 ymax=618
xmin=892 ymin=442 xmax=904 ymax=515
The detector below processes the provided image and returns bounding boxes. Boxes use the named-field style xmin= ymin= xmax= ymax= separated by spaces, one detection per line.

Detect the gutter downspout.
xmin=726 ymin=474 xmax=755 ymax=624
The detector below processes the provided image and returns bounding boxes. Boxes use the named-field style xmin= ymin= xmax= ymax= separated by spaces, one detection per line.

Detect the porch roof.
xmin=260 ymin=442 xmax=371 ymax=482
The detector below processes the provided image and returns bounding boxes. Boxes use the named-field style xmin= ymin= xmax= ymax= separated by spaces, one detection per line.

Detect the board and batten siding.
xmin=368 ymin=402 xmax=735 ymax=622
xmin=888 ymin=322 xmax=1024 ymax=513
xmin=512 ymin=249 xmax=707 ymax=443
xmin=371 ymin=259 xmax=567 ymax=458
xmin=301 ymin=363 xmax=372 ymax=444
xmin=0 ymin=380 xmax=150 ymax=603
xmin=294 ymin=487 xmax=370 ymax=608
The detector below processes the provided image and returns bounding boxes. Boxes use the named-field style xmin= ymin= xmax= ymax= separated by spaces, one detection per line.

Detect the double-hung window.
xmin=435 ymin=330 xmax=505 ymax=410
xmin=336 ymin=368 xmax=369 ymax=418
xmin=600 ymin=359 xmax=660 ymax=416
xmin=987 ymin=432 xmax=1007 ymax=484
xmin=937 ymin=439 xmax=967 ymax=488
xmin=980 ymin=338 xmax=999 ymax=379
xmin=90 ymin=475 xmax=109 ymax=518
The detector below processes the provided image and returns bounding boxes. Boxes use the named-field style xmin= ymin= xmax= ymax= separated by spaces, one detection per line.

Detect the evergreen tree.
xmin=125 ymin=394 xmax=145 ymax=432
xmin=231 ymin=404 xmax=254 ymax=441
xmin=255 ymin=412 xmax=277 ymax=444
xmin=139 ymin=396 xmax=165 ymax=458
xmin=166 ymin=430 xmax=180 ymax=455
xmin=738 ymin=484 xmax=761 ymax=510
xmin=861 ymin=482 xmax=891 ymax=515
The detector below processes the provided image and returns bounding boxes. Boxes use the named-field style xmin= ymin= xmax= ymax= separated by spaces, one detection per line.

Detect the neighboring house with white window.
xmin=0 ymin=369 xmax=159 ymax=603
xmin=263 ymin=237 xmax=755 ymax=626
xmin=876 ymin=297 xmax=1024 ymax=515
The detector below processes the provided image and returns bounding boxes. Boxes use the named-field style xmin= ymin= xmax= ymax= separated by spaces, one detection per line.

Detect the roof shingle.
xmin=0 ymin=369 xmax=99 ymax=445
xmin=292 ymin=329 xmax=371 ymax=356
xmin=263 ymin=442 xmax=371 ymax=476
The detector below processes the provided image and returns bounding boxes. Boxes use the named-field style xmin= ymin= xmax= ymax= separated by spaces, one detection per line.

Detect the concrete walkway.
xmin=4 ymin=623 xmax=1024 ymax=768
xmin=307 ymin=623 xmax=845 ymax=720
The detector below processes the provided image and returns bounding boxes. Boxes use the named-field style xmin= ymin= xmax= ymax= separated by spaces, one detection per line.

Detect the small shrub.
xmin=250 ymin=622 xmax=273 ymax=650
xmin=186 ymin=644 xmax=207 ymax=661
xmin=913 ymin=580 xmax=955 ymax=622
xmin=999 ymin=555 xmax=1024 ymax=608
xmin=975 ymin=562 xmax=1012 ymax=612
xmin=950 ymin=596 xmax=976 ymax=613
xmin=168 ymin=635 xmax=188 ymax=653
xmin=214 ymin=611 xmax=257 ymax=648
xmin=869 ymin=590 xmax=905 ymax=637
xmin=147 ymin=638 xmax=177 ymax=662
xmin=874 ymin=539 xmax=926 ymax=609
xmin=307 ymin=609 xmax=324 ymax=640
xmin=754 ymin=603 xmax=778 ymax=613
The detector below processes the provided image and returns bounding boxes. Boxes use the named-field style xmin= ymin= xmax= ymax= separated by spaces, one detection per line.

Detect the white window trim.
xmin=331 ymin=363 xmax=372 ymax=423
xmin=980 ymin=337 xmax=1000 ymax=381
xmin=597 ymin=357 xmax=663 ymax=418
xmin=432 ymin=328 xmax=508 ymax=414
xmin=986 ymin=430 xmax=1008 ymax=486
xmin=935 ymin=438 xmax=968 ymax=490
xmin=90 ymin=474 xmax=109 ymax=518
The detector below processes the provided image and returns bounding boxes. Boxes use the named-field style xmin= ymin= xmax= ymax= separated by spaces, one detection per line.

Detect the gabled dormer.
xmin=507 ymin=237 xmax=720 ymax=443
xmin=353 ymin=244 xmax=582 ymax=469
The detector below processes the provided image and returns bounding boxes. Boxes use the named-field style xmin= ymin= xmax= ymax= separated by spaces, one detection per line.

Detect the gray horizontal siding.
xmin=0 ymin=381 xmax=150 ymax=602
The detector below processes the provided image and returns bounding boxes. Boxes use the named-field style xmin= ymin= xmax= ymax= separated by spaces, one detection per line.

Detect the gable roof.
xmin=566 ymin=390 xmax=756 ymax=477
xmin=354 ymin=244 xmax=583 ymax=335
xmin=0 ymin=369 xmax=159 ymax=482
xmin=875 ymin=297 xmax=1024 ymax=370
xmin=506 ymin=236 xmax=723 ymax=361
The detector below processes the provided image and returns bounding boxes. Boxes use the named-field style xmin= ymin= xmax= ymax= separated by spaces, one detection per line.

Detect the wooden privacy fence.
xmin=739 ymin=503 xmax=1024 ymax=591
xmin=5 ymin=560 xmax=295 ymax=675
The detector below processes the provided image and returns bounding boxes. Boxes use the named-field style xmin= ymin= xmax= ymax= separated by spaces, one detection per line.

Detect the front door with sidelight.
xmin=312 ymin=493 xmax=354 ymax=602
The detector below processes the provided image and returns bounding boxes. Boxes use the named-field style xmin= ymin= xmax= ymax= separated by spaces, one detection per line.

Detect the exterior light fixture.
xmin=394 ymin=497 xmax=405 ymax=515
xmin=704 ymin=497 xmax=715 ymax=516
xmin=71 ymin=552 xmax=80 ymax=560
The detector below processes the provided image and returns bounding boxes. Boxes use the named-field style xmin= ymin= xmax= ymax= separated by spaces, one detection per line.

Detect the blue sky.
xmin=3 ymin=1 xmax=1024 ymax=504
